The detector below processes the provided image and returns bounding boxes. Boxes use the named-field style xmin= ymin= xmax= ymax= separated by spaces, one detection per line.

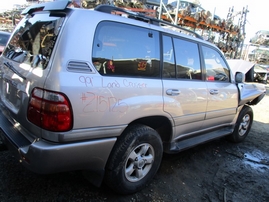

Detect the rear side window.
xmin=92 ymin=21 xmax=160 ymax=78
xmin=174 ymin=38 xmax=201 ymax=80
xmin=162 ymin=35 xmax=201 ymax=80
xmin=202 ymin=46 xmax=230 ymax=82
xmin=3 ymin=13 xmax=65 ymax=69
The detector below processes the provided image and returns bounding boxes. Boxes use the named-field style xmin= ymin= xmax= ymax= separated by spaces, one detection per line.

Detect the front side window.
xmin=3 ymin=13 xmax=65 ymax=69
xmin=202 ymin=46 xmax=230 ymax=82
xmin=92 ymin=21 xmax=160 ymax=77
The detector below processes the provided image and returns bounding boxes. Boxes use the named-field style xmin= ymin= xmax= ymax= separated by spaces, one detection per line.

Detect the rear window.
xmin=3 ymin=12 xmax=65 ymax=69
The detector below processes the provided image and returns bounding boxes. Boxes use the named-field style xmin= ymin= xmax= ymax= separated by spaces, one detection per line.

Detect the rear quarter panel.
xmin=44 ymin=10 xmax=167 ymax=129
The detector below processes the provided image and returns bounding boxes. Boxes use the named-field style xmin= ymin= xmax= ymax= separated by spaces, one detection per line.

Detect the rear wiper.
xmin=4 ymin=62 xmax=26 ymax=80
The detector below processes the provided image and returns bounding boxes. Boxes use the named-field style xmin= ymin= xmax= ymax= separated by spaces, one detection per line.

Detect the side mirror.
xmin=235 ymin=72 xmax=245 ymax=83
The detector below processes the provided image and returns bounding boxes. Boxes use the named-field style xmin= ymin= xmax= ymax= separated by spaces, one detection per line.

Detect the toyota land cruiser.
xmin=0 ymin=0 xmax=266 ymax=194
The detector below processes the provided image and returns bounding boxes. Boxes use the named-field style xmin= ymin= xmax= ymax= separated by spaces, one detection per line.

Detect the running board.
xmin=164 ymin=127 xmax=233 ymax=153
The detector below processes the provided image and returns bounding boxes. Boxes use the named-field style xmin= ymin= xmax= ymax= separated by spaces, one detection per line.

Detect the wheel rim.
xmin=124 ymin=143 xmax=155 ymax=182
xmin=238 ymin=114 xmax=250 ymax=136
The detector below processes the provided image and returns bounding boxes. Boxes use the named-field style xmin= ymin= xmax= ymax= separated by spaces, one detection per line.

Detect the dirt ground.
xmin=0 ymin=86 xmax=268 ymax=202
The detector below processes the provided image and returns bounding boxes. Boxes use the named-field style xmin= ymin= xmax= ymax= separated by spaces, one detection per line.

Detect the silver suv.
xmin=0 ymin=0 xmax=266 ymax=194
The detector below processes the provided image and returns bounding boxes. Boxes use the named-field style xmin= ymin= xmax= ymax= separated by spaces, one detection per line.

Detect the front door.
xmin=201 ymin=45 xmax=238 ymax=128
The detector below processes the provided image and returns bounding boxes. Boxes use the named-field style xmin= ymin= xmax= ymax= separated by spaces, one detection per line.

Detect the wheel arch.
xmin=129 ymin=115 xmax=173 ymax=143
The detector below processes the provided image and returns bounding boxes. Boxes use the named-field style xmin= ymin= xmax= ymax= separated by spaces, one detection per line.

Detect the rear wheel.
xmin=105 ymin=124 xmax=163 ymax=194
xmin=228 ymin=106 xmax=253 ymax=143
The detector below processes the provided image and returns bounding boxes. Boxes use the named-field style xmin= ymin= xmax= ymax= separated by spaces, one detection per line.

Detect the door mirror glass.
xmin=235 ymin=72 xmax=245 ymax=83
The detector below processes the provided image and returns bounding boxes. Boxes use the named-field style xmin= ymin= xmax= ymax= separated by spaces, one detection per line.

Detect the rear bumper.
xmin=0 ymin=110 xmax=116 ymax=175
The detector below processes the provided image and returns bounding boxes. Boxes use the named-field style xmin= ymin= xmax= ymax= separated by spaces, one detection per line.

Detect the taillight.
xmin=27 ymin=88 xmax=73 ymax=132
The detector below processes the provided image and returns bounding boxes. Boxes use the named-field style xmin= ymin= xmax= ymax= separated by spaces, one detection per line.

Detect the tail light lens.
xmin=27 ymin=88 xmax=73 ymax=132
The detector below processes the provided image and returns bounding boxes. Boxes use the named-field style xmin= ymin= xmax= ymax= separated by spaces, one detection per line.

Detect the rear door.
xmin=201 ymin=45 xmax=238 ymax=128
xmin=0 ymin=11 xmax=66 ymax=138
xmin=162 ymin=35 xmax=207 ymax=137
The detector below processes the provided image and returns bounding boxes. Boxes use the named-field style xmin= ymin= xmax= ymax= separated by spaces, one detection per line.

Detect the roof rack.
xmin=94 ymin=5 xmax=203 ymax=40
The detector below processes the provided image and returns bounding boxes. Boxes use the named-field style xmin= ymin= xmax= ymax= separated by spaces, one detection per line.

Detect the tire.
xmin=228 ymin=106 xmax=253 ymax=143
xmin=105 ymin=124 xmax=163 ymax=194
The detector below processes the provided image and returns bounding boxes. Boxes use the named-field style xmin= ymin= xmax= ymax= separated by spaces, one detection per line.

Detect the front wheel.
xmin=105 ymin=124 xmax=163 ymax=194
xmin=227 ymin=106 xmax=253 ymax=143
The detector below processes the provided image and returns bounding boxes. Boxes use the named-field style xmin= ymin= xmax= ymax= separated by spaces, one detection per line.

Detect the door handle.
xmin=166 ymin=89 xmax=180 ymax=96
xmin=209 ymin=89 xmax=219 ymax=95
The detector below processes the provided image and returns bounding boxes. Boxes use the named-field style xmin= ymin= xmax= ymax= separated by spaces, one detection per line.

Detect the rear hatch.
xmin=0 ymin=1 xmax=69 ymax=139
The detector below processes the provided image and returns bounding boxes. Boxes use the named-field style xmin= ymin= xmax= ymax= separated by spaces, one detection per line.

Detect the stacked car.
xmin=248 ymin=31 xmax=269 ymax=84
xmin=0 ymin=0 xmax=246 ymax=59
xmin=250 ymin=30 xmax=269 ymax=46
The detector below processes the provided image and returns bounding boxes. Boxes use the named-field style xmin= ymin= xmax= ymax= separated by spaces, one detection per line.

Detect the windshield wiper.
xmin=4 ymin=62 xmax=26 ymax=80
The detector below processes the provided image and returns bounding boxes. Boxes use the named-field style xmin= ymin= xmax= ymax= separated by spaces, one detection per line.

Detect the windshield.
xmin=3 ymin=12 xmax=65 ymax=69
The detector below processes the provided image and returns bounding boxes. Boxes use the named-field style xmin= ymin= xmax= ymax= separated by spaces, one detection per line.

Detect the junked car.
xmin=259 ymin=64 xmax=269 ymax=83
xmin=249 ymin=30 xmax=269 ymax=46
xmin=254 ymin=64 xmax=268 ymax=84
xmin=166 ymin=0 xmax=212 ymax=23
xmin=0 ymin=0 xmax=266 ymax=194
xmin=248 ymin=47 xmax=269 ymax=64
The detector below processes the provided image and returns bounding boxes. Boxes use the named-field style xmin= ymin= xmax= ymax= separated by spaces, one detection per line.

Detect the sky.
xmin=0 ymin=0 xmax=27 ymax=11
xmin=1 ymin=0 xmax=26 ymax=7
xmin=1 ymin=0 xmax=268 ymax=44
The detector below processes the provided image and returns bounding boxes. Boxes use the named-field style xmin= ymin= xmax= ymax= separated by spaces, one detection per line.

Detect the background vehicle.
xmin=260 ymin=64 xmax=269 ymax=83
xmin=248 ymin=47 xmax=269 ymax=64
xmin=254 ymin=64 xmax=268 ymax=84
xmin=249 ymin=30 xmax=269 ymax=46
xmin=167 ymin=0 xmax=211 ymax=24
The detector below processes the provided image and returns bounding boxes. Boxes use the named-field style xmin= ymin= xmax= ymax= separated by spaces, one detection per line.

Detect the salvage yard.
xmin=0 ymin=86 xmax=268 ymax=202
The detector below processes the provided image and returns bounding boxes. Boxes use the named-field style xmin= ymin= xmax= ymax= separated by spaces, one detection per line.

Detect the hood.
xmin=227 ymin=59 xmax=266 ymax=106
xmin=227 ymin=59 xmax=255 ymax=75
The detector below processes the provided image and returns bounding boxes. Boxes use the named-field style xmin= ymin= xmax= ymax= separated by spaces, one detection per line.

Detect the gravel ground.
xmin=0 ymin=86 xmax=268 ymax=202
